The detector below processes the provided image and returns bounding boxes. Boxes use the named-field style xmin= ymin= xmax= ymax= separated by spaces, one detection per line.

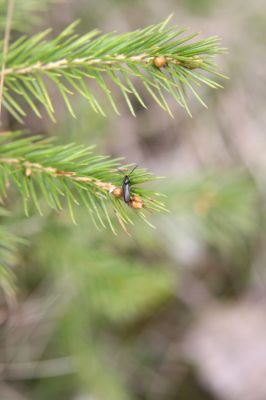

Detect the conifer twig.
xmin=0 ymin=156 xmax=117 ymax=192
xmin=0 ymin=133 xmax=166 ymax=232
xmin=0 ymin=54 xmax=207 ymax=77
xmin=0 ymin=17 xmax=226 ymax=121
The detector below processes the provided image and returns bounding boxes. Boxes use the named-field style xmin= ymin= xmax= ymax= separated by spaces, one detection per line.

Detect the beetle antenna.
xmin=128 ymin=165 xmax=138 ymax=176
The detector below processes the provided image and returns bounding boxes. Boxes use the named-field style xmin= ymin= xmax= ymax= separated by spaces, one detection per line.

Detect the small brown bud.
xmin=129 ymin=195 xmax=144 ymax=209
xmin=25 ymin=167 xmax=32 ymax=177
xmin=112 ymin=187 xmax=123 ymax=198
xmin=153 ymin=56 xmax=167 ymax=68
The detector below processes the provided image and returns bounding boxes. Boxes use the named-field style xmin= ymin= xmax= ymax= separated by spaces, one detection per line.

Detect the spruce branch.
xmin=0 ymin=17 xmax=226 ymax=121
xmin=0 ymin=132 xmax=166 ymax=233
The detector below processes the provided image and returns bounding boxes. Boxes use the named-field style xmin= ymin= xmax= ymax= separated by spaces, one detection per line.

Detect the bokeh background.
xmin=1 ymin=0 xmax=266 ymax=399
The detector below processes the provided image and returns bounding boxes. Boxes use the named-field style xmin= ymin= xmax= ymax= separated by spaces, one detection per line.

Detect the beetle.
xmin=121 ymin=166 xmax=137 ymax=204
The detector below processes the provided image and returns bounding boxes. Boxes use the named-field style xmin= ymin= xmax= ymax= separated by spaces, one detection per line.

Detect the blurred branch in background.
xmin=0 ymin=0 xmax=63 ymax=33
xmin=0 ymin=206 xmax=24 ymax=299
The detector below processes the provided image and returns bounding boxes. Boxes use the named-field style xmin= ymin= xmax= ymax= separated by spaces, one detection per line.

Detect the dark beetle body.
xmin=122 ymin=175 xmax=131 ymax=204
xmin=121 ymin=166 xmax=137 ymax=205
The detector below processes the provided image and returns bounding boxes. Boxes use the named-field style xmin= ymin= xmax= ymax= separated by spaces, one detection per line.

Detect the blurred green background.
xmin=1 ymin=0 xmax=266 ymax=399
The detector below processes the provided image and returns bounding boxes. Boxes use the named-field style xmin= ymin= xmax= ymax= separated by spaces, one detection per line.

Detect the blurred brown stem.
xmin=0 ymin=0 xmax=16 ymax=121
xmin=0 ymin=357 xmax=75 ymax=380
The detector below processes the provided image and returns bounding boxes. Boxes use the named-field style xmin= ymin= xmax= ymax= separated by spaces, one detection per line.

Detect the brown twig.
xmin=0 ymin=54 xmax=203 ymax=78
xmin=0 ymin=156 xmax=117 ymax=192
